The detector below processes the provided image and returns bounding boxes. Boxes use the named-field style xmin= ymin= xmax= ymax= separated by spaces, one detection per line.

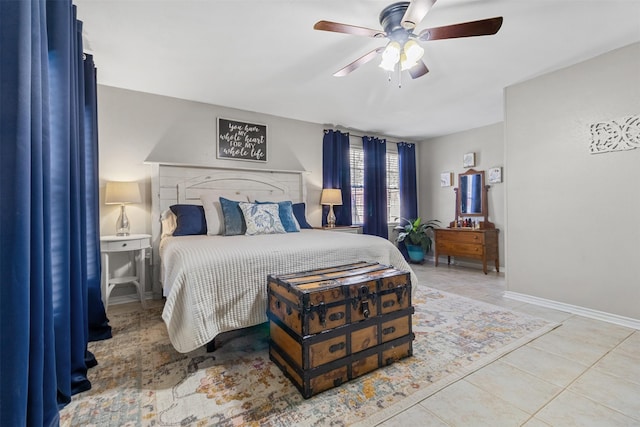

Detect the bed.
xmin=151 ymin=164 xmax=417 ymax=353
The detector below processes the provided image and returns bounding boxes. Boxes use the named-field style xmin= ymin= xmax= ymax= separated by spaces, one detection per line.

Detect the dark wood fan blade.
xmin=314 ymin=20 xmax=386 ymax=38
xmin=402 ymin=0 xmax=437 ymax=29
xmin=418 ymin=17 xmax=503 ymax=41
xmin=333 ymin=47 xmax=385 ymax=77
xmin=408 ymin=60 xmax=429 ymax=79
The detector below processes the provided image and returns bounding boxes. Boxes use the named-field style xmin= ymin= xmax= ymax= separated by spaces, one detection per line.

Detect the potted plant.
xmin=395 ymin=217 xmax=440 ymax=263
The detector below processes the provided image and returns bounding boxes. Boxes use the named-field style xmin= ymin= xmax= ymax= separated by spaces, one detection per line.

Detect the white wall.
xmin=419 ymin=123 xmax=505 ymax=270
xmin=505 ymin=42 xmax=640 ymax=319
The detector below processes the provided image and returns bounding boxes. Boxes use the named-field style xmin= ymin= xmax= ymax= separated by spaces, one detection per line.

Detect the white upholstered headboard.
xmin=149 ymin=163 xmax=307 ymax=297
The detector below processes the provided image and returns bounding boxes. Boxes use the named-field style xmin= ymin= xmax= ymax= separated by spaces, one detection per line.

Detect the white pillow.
xmin=238 ymin=202 xmax=286 ymax=235
xmin=160 ymin=209 xmax=177 ymax=238
xmin=200 ymin=193 xmax=249 ymax=235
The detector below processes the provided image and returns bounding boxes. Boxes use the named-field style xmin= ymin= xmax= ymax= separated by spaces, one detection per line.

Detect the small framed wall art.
xmin=440 ymin=172 xmax=453 ymax=187
xmin=463 ymin=152 xmax=476 ymax=168
xmin=488 ymin=167 xmax=502 ymax=184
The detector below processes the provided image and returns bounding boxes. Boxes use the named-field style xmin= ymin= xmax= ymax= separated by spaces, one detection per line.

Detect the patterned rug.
xmin=60 ymin=286 xmax=558 ymax=426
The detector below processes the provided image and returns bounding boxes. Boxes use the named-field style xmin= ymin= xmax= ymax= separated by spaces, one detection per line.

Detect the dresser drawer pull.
xmin=329 ymin=342 xmax=345 ymax=353
xmin=382 ymin=326 xmax=396 ymax=335
xmin=121 ymin=243 xmax=128 ymax=247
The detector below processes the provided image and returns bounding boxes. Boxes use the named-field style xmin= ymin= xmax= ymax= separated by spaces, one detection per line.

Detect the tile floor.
xmin=378 ymin=263 xmax=640 ymax=427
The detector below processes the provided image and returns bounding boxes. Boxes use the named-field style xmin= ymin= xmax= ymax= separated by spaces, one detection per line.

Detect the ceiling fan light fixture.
xmin=379 ymin=41 xmax=401 ymax=71
xmin=403 ymin=39 xmax=424 ymax=63
xmin=399 ymin=52 xmax=413 ymax=71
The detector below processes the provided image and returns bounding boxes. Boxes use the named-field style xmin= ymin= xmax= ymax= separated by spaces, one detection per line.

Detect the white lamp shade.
xmin=404 ymin=40 xmax=424 ymax=63
xmin=320 ymin=188 xmax=342 ymax=206
xmin=379 ymin=41 xmax=401 ymax=71
xmin=105 ymin=181 xmax=142 ymax=205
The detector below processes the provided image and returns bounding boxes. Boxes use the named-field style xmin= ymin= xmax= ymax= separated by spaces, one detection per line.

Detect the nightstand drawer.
xmin=101 ymin=239 xmax=143 ymax=252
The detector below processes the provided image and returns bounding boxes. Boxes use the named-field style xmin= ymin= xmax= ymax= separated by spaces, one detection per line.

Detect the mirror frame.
xmin=453 ymin=169 xmax=495 ymax=229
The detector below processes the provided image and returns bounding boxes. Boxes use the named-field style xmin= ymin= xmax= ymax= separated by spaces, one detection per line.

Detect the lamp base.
xmin=116 ymin=204 xmax=131 ymax=236
xmin=327 ymin=205 xmax=336 ymax=228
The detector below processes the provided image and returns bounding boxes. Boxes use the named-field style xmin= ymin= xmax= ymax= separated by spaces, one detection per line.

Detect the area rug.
xmin=59 ymin=286 xmax=558 ymax=426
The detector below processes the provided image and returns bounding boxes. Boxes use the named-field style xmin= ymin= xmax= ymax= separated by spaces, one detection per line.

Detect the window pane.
xmin=387 ymin=153 xmax=400 ymax=222
xmin=349 ymin=146 xmax=401 ymax=225
xmin=350 ymin=147 xmax=364 ymax=224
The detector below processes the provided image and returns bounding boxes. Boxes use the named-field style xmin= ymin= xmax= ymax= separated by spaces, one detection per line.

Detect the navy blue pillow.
xmin=220 ymin=197 xmax=246 ymax=236
xmin=256 ymin=200 xmax=300 ymax=232
xmin=292 ymin=202 xmax=313 ymax=229
xmin=169 ymin=204 xmax=207 ymax=236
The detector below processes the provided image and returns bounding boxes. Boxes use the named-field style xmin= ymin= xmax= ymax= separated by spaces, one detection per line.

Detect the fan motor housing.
xmin=380 ymin=2 xmax=410 ymax=33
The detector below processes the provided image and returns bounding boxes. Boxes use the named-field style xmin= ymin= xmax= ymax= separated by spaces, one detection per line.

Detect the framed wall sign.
xmin=463 ymin=152 xmax=476 ymax=168
xmin=488 ymin=167 xmax=502 ymax=184
xmin=217 ymin=117 xmax=267 ymax=162
xmin=440 ymin=172 xmax=453 ymax=187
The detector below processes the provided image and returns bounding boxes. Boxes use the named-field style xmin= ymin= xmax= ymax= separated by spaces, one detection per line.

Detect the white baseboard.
xmin=504 ymin=291 xmax=640 ymax=330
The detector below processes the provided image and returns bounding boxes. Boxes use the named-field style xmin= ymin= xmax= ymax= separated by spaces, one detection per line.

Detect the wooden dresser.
xmin=434 ymin=228 xmax=499 ymax=274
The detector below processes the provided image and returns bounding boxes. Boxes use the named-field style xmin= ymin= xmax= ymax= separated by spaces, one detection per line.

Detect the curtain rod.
xmin=323 ymin=129 xmax=415 ymax=144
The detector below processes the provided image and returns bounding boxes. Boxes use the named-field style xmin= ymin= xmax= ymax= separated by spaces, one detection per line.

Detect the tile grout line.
xmin=524 ymin=328 xmax=638 ymax=424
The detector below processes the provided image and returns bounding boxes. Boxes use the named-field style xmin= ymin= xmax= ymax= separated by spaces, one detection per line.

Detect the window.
xmin=350 ymin=147 xmax=364 ymax=224
xmin=387 ymin=151 xmax=400 ymax=222
xmin=349 ymin=145 xmax=400 ymax=225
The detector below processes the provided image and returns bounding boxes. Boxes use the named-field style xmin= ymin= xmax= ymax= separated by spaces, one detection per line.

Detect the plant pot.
xmin=406 ymin=244 xmax=425 ymax=263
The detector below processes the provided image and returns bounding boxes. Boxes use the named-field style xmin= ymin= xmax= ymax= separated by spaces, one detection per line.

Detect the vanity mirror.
xmin=452 ymin=169 xmax=494 ymax=229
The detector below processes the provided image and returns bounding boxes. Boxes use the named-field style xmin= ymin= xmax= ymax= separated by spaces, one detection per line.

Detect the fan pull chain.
xmin=398 ymin=65 xmax=402 ymax=88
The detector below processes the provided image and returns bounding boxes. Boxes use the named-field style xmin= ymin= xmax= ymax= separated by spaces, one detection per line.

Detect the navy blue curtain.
xmin=0 ymin=1 xmax=108 ymax=425
xmin=397 ymin=142 xmax=418 ymax=260
xmin=84 ymin=55 xmax=112 ymax=343
xmin=362 ymin=136 xmax=388 ymax=238
xmin=322 ymin=129 xmax=352 ymax=226
xmin=398 ymin=142 xmax=418 ymax=220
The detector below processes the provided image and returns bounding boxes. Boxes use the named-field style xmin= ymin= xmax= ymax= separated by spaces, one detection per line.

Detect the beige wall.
xmin=419 ymin=123 xmax=505 ymax=270
xmin=505 ymin=42 xmax=640 ymax=319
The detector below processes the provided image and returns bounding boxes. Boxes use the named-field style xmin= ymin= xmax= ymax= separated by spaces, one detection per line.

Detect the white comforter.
xmin=160 ymin=229 xmax=418 ymax=353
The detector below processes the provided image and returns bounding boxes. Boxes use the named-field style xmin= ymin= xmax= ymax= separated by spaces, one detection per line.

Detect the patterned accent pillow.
xmin=255 ymin=200 xmax=300 ymax=232
xmin=238 ymin=202 xmax=286 ymax=235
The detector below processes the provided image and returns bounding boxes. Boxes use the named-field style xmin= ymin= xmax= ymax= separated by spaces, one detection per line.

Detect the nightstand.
xmin=100 ymin=234 xmax=151 ymax=312
xmin=320 ymin=225 xmax=363 ymax=234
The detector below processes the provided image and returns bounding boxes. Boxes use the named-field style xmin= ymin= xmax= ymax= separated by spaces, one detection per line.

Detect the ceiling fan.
xmin=313 ymin=0 xmax=503 ymax=81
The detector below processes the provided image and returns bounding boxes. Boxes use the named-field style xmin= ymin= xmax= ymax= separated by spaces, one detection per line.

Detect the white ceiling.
xmin=75 ymin=0 xmax=640 ymax=141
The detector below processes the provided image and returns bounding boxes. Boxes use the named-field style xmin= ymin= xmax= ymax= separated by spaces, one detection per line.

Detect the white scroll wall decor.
xmin=589 ymin=114 xmax=640 ymax=154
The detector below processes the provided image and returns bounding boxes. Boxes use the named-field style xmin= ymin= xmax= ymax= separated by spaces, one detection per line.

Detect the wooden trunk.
xmin=267 ymin=262 xmax=414 ymax=398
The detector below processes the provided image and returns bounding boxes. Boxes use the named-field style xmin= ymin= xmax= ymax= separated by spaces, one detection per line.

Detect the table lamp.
xmin=320 ymin=188 xmax=342 ymax=228
xmin=105 ymin=181 xmax=142 ymax=236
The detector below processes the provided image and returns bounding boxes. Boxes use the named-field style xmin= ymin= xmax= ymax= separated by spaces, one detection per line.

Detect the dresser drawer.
xmin=437 ymin=241 xmax=484 ymax=259
xmin=436 ymin=230 xmax=485 ymax=244
xmin=101 ymin=239 xmax=143 ymax=252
